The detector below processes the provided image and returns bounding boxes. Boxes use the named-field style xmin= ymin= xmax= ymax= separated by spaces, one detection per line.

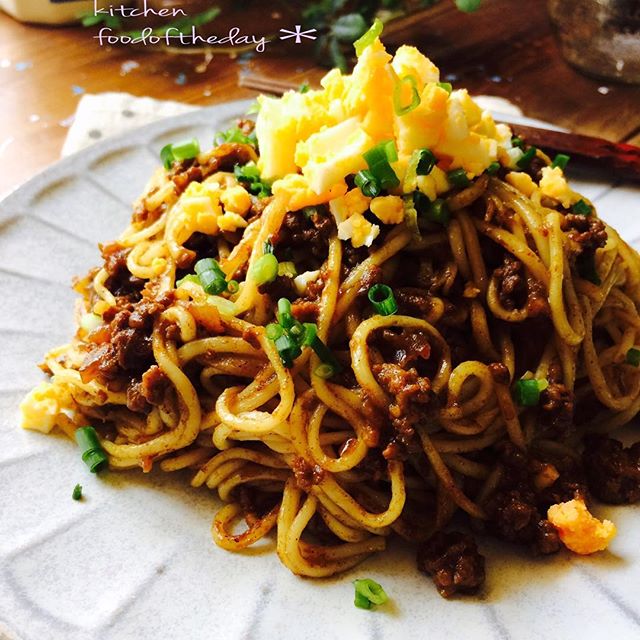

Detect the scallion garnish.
xmin=355 ymin=170 xmax=381 ymax=197
xmin=511 ymin=136 xmax=524 ymax=149
xmin=551 ymin=153 xmax=570 ymax=170
xmin=75 ymin=426 xmax=108 ymax=473
xmin=274 ymin=332 xmax=302 ymax=368
xmin=516 ymin=147 xmax=537 ymax=170
xmin=227 ymin=279 xmax=239 ymax=294
xmin=487 ymin=161 xmax=501 ymax=175
xmin=393 ymin=74 xmax=421 ymax=116
xmin=251 ymin=253 xmax=279 ymax=285
xmin=415 ymin=149 xmax=437 ymax=176
xmin=437 ymin=81 xmax=453 ymax=94
xmin=353 ymin=578 xmax=388 ymax=610
xmin=513 ymin=378 xmax=548 ymax=406
xmin=362 ymin=141 xmax=400 ymax=191
xmin=368 ymin=283 xmax=398 ymax=316
xmin=572 ymin=199 xmax=592 ymax=216
xmin=576 ymin=252 xmax=601 ymax=285
xmin=215 ymin=125 xmax=257 ymax=148
xmin=176 ymin=273 xmax=200 ymax=288
xmin=195 ymin=258 xmax=228 ymax=295
xmin=626 ymin=348 xmax=640 ymax=367
xmin=72 ymin=484 xmax=83 ymax=501
xmin=447 ymin=168 xmax=470 ymax=189
xmin=414 ymin=192 xmax=450 ymax=226
xmin=353 ymin=17 xmax=383 ymax=57
xmin=234 ymin=162 xmax=271 ymax=198
xmin=298 ymin=81 xmax=310 ymax=93
xmin=277 ymin=298 xmax=294 ymax=328
xmin=160 ymin=137 xmax=200 ymax=170
xmin=314 ymin=363 xmax=336 ymax=379
xmin=301 ymin=322 xmax=318 ymax=346
xmin=266 ymin=323 xmax=284 ymax=341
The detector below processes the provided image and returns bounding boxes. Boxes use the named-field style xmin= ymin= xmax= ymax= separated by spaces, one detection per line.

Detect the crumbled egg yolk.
xmin=370 ymin=195 xmax=404 ymax=225
xmin=416 ymin=166 xmax=449 ymax=201
xmin=20 ymin=382 xmax=69 ymax=433
xmin=547 ymin=498 xmax=616 ymax=555
xmin=539 ymin=166 xmax=581 ymax=208
xmin=329 ymin=188 xmax=371 ymax=224
xmin=505 ymin=171 xmax=537 ymax=198
xmin=178 ymin=181 xmax=252 ymax=235
xmin=337 ymin=213 xmax=380 ymax=249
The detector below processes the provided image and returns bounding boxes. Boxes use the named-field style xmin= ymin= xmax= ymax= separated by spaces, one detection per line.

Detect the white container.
xmin=0 ymin=0 xmax=95 ymax=24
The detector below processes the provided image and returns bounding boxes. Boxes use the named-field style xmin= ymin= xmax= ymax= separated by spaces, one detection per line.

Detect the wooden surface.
xmin=1 ymin=0 xmax=640 ymax=195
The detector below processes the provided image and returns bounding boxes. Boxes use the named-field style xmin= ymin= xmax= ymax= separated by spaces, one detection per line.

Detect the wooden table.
xmin=1 ymin=0 xmax=640 ymax=195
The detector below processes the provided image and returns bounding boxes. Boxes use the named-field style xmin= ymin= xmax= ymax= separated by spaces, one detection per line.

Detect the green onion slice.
xmin=160 ymin=143 xmax=175 ymax=170
xmin=626 ymin=348 xmax=640 ymax=367
xmin=226 ymin=279 xmax=239 ymax=294
xmin=363 ymin=141 xmax=400 ymax=191
xmin=274 ymin=332 xmax=302 ymax=368
xmin=176 ymin=273 xmax=200 ymax=288
xmin=302 ymin=323 xmax=318 ymax=346
xmin=393 ymin=75 xmax=421 ymax=116
xmin=75 ymin=426 xmax=108 ymax=473
xmin=170 ymin=137 xmax=200 ymax=162
xmin=416 ymin=149 xmax=437 ymax=175
xmin=309 ymin=335 xmax=342 ymax=373
xmin=353 ymin=579 xmax=388 ymax=609
xmin=355 ymin=170 xmax=381 ymax=198
xmin=314 ymin=363 xmax=336 ymax=379
xmin=415 ymin=193 xmax=450 ymax=226
xmin=487 ymin=161 xmax=501 ymax=175
xmin=511 ymin=136 xmax=524 ymax=149
xmin=251 ymin=253 xmax=279 ymax=285
xmin=277 ymin=298 xmax=294 ymax=329
xmin=572 ymin=199 xmax=592 ymax=216
xmin=551 ymin=153 xmax=570 ymax=170
xmin=266 ymin=323 xmax=284 ymax=341
xmin=368 ymin=283 xmax=398 ymax=316
xmin=437 ymin=81 xmax=453 ymax=94
xmin=353 ymin=17 xmax=383 ymax=57
xmin=72 ymin=484 xmax=83 ymax=501
xmin=447 ymin=168 xmax=470 ymax=189
xmin=513 ymin=378 xmax=547 ymax=406
xmin=516 ymin=147 xmax=537 ymax=170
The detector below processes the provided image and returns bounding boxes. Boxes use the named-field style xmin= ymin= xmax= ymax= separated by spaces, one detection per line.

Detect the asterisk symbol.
xmin=279 ymin=25 xmax=317 ymax=43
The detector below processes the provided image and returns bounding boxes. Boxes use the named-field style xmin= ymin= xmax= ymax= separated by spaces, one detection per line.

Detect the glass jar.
xmin=548 ymin=0 xmax=640 ymax=84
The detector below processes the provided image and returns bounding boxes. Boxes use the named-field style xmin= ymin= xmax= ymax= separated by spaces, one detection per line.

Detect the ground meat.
xmin=101 ymin=243 xmax=145 ymax=300
xmin=373 ymin=363 xmax=431 ymax=456
xmin=258 ymin=275 xmax=296 ymax=301
xmin=291 ymin=300 xmax=320 ymax=322
xmin=583 ymin=435 xmax=640 ymax=504
xmin=539 ymin=383 xmax=573 ymax=435
xmin=292 ymin=456 xmax=325 ymax=492
xmin=493 ymin=255 xmax=526 ymax=310
xmin=526 ymin=277 xmax=549 ymax=317
xmin=394 ymin=287 xmax=434 ymax=317
xmin=373 ymin=328 xmax=432 ymax=370
xmin=356 ymin=265 xmax=383 ymax=296
xmin=80 ymin=294 xmax=173 ymax=385
xmin=126 ymin=365 xmax=170 ymax=413
xmin=562 ymin=214 xmax=607 ymax=253
xmin=417 ymin=531 xmax=485 ymax=598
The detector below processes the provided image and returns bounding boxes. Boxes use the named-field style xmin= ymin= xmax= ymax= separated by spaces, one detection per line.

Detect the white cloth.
xmin=61 ymin=92 xmax=523 ymax=157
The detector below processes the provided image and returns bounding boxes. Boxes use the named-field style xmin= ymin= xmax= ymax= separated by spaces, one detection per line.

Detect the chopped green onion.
xmin=195 ymin=258 xmax=228 ymax=295
xmin=298 ymin=81 xmax=310 ymax=93
xmin=516 ymin=147 xmax=537 ymax=170
xmin=447 ymin=168 xmax=470 ymax=189
xmin=511 ymin=136 xmax=524 ymax=149
xmin=277 ymin=298 xmax=294 ymax=329
xmin=234 ymin=162 xmax=261 ymax=183
xmin=368 ymin=283 xmax=398 ymax=316
xmin=314 ymin=363 xmax=336 ymax=379
xmin=353 ymin=579 xmax=388 ymax=609
xmin=171 ymin=137 xmax=200 ymax=162
xmin=487 ymin=161 xmax=501 ymax=175
xmin=278 ymin=261 xmax=297 ymax=278
xmin=215 ymin=126 xmax=257 ymax=147
xmin=626 ymin=348 xmax=640 ymax=367
xmin=437 ymin=81 xmax=453 ymax=94
xmin=309 ymin=335 xmax=342 ymax=373
xmin=160 ymin=143 xmax=175 ymax=171
xmin=403 ymin=195 xmax=420 ymax=239
xmin=355 ymin=170 xmax=381 ymax=197
xmin=393 ymin=75 xmax=421 ymax=116
xmin=572 ymin=199 xmax=592 ymax=216
xmin=363 ymin=141 xmax=400 ymax=191
xmin=513 ymin=379 xmax=546 ymax=406
xmin=176 ymin=273 xmax=201 ymax=288
xmin=551 ymin=153 xmax=570 ymax=170
xmin=353 ymin=17 xmax=383 ymax=57
xmin=266 ymin=323 xmax=284 ymax=341
xmin=72 ymin=484 xmax=83 ymax=501
xmin=455 ymin=0 xmax=482 ymax=12
xmin=274 ymin=332 xmax=302 ymax=368
xmin=226 ymin=279 xmax=239 ymax=294
xmin=415 ymin=194 xmax=450 ymax=226
xmin=576 ymin=252 xmax=601 ymax=285
xmin=416 ymin=149 xmax=437 ymax=176
xmin=301 ymin=322 xmax=318 ymax=346
xmin=251 ymin=253 xmax=278 ymax=285
xmin=301 ymin=206 xmax=318 ymax=219
xmin=263 ymin=239 xmax=274 ymax=254
xmin=75 ymin=426 xmax=108 ymax=473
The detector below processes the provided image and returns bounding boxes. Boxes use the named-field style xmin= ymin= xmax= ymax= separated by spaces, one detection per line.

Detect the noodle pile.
xmin=20 ymin=33 xmax=640 ymax=590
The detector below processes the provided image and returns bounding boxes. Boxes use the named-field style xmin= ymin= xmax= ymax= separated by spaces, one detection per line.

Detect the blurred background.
xmin=1 ymin=0 xmax=639 ymax=194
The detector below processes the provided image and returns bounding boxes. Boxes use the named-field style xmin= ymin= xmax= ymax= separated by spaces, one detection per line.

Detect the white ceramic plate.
xmin=1 ymin=102 xmax=640 ymax=640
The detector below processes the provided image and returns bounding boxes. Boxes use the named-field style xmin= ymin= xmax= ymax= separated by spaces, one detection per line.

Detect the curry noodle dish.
xmin=21 ymin=25 xmax=640 ymax=597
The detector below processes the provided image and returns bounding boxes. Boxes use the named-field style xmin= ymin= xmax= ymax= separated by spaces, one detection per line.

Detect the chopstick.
xmin=238 ymin=73 xmax=640 ymax=183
